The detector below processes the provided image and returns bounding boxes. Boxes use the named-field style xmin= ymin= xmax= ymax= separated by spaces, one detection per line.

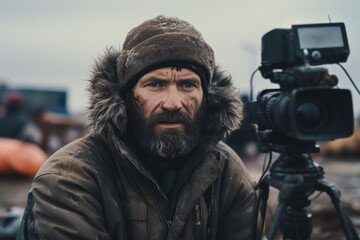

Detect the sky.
xmin=1 ymin=0 xmax=360 ymax=116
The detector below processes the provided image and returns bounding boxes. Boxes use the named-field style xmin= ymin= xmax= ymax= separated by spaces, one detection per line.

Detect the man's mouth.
xmin=156 ymin=122 xmax=185 ymax=130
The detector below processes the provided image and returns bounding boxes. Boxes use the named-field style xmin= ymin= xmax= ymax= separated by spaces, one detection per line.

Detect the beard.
xmin=127 ymin=95 xmax=206 ymax=160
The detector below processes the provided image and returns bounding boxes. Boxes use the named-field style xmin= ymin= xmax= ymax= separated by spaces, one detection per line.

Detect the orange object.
xmin=0 ymin=138 xmax=47 ymax=177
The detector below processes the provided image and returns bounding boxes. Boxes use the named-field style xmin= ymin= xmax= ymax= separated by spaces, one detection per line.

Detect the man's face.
xmin=130 ymin=67 xmax=205 ymax=159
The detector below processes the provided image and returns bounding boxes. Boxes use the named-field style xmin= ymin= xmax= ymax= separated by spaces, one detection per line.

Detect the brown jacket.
xmin=18 ymin=134 xmax=257 ymax=239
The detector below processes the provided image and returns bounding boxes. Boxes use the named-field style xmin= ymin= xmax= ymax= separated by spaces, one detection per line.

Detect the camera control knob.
xmin=311 ymin=51 xmax=322 ymax=61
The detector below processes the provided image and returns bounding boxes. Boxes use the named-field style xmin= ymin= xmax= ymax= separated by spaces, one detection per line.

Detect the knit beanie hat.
xmin=117 ymin=15 xmax=216 ymax=91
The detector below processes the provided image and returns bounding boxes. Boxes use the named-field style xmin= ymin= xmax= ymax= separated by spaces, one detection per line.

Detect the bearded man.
xmin=17 ymin=15 xmax=259 ymax=239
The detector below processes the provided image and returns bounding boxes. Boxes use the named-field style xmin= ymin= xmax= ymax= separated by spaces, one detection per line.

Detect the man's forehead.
xmin=142 ymin=67 xmax=201 ymax=79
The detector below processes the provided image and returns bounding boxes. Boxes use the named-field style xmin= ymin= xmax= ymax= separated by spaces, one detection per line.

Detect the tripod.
xmin=251 ymin=144 xmax=359 ymax=240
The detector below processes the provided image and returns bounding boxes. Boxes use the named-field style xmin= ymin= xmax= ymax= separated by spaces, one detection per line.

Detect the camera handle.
xmin=251 ymin=153 xmax=359 ymax=240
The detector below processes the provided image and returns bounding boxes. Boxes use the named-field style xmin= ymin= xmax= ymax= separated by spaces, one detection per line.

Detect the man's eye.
xmin=180 ymin=81 xmax=197 ymax=89
xmin=147 ymin=81 xmax=164 ymax=88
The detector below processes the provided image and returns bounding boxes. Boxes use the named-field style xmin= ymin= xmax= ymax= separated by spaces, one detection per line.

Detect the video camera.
xmin=249 ymin=23 xmax=359 ymax=240
xmin=250 ymin=22 xmax=354 ymax=151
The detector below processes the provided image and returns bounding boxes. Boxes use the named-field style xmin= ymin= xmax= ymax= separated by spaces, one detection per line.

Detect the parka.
xmin=17 ymin=47 xmax=258 ymax=240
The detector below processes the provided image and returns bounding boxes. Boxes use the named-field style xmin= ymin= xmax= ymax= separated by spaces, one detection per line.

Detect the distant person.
xmin=0 ymin=92 xmax=42 ymax=146
xmin=17 ymin=15 xmax=261 ymax=239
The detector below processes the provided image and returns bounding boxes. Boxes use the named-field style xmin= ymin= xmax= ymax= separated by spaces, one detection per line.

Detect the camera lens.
xmin=295 ymin=101 xmax=324 ymax=132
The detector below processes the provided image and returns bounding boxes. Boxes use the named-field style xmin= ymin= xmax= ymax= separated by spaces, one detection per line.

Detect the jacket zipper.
xmin=194 ymin=199 xmax=202 ymax=240
xmin=157 ymin=192 xmax=171 ymax=232
xmin=125 ymin=152 xmax=172 ymax=232
xmin=168 ymin=161 xmax=201 ymax=227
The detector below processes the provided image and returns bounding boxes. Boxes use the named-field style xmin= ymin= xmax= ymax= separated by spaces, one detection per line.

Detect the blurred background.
xmin=1 ymin=0 xmax=359 ymax=239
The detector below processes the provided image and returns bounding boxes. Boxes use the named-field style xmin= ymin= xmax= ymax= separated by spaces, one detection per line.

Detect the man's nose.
xmin=161 ymin=88 xmax=182 ymax=111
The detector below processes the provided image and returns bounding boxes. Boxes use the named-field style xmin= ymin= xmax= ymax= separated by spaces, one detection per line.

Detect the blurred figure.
xmin=0 ymin=92 xmax=42 ymax=146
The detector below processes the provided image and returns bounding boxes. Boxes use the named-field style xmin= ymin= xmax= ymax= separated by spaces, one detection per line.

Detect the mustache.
xmin=147 ymin=111 xmax=193 ymax=126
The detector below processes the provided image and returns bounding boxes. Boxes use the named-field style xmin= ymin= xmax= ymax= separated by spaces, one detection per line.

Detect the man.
xmin=17 ymin=15 xmax=258 ymax=239
xmin=0 ymin=92 xmax=42 ymax=146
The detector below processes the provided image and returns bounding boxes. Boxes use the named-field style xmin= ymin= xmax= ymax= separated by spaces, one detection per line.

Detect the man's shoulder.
xmin=52 ymin=134 xmax=107 ymax=159
xmin=213 ymin=141 xmax=254 ymax=176
xmin=214 ymin=141 xmax=242 ymax=162
xmin=213 ymin=141 xmax=257 ymax=189
xmin=35 ymin=134 xmax=113 ymax=179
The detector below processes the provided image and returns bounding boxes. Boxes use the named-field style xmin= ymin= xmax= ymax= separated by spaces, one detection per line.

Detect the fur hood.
xmin=87 ymin=47 xmax=243 ymax=147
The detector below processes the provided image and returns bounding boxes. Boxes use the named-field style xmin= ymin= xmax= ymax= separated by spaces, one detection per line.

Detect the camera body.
xmin=250 ymin=23 xmax=354 ymax=150
xmin=260 ymin=23 xmax=349 ymax=74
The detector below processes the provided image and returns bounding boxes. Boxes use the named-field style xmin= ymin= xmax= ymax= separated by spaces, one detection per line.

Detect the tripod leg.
xmin=267 ymin=175 xmax=304 ymax=240
xmin=267 ymin=200 xmax=286 ymax=240
xmin=252 ymin=177 xmax=270 ymax=240
xmin=317 ymin=178 xmax=359 ymax=240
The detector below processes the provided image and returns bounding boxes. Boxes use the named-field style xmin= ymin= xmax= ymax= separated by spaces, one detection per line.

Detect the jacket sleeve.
xmin=17 ymin=171 xmax=112 ymax=240
xmin=16 ymin=152 xmax=116 ymax=240
xmin=216 ymin=143 xmax=262 ymax=240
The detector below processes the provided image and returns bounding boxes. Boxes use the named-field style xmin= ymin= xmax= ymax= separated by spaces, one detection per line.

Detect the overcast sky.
xmin=1 ymin=0 xmax=360 ymax=116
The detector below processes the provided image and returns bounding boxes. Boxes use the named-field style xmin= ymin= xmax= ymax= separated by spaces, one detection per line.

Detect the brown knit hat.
xmin=117 ymin=15 xmax=215 ymax=90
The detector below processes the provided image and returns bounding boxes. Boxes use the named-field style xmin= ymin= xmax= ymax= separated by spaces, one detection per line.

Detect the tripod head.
xmin=266 ymin=150 xmax=324 ymax=239
xmin=255 ymin=139 xmax=323 ymax=239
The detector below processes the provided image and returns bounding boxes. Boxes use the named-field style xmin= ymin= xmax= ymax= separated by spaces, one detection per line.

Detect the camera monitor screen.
xmin=292 ymin=22 xmax=349 ymax=64
xmin=297 ymin=25 xmax=344 ymax=49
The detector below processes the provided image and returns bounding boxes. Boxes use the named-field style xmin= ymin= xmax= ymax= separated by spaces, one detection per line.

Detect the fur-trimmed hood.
xmin=87 ymin=47 xmax=243 ymax=147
